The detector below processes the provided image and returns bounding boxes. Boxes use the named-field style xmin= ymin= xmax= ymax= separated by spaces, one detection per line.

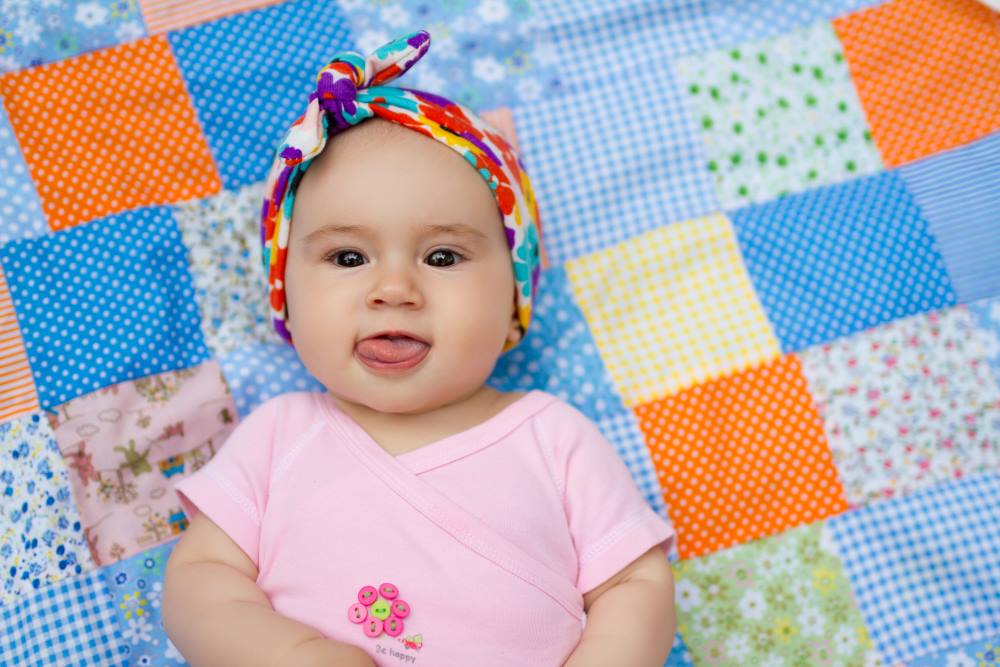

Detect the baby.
xmin=162 ymin=30 xmax=676 ymax=667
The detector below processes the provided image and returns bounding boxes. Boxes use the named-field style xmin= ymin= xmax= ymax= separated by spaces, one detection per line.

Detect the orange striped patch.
xmin=833 ymin=0 xmax=1000 ymax=168
xmin=137 ymin=0 xmax=286 ymax=34
xmin=0 ymin=36 xmax=222 ymax=232
xmin=0 ymin=268 xmax=38 ymax=424
xmin=635 ymin=354 xmax=849 ymax=559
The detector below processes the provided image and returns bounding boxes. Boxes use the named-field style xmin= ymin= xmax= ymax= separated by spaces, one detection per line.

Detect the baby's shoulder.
xmin=232 ymin=390 xmax=327 ymax=440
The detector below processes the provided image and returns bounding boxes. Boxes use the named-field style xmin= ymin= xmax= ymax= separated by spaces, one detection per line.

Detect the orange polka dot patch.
xmin=0 ymin=36 xmax=221 ymax=232
xmin=635 ymin=354 xmax=849 ymax=559
xmin=832 ymin=0 xmax=1000 ymax=168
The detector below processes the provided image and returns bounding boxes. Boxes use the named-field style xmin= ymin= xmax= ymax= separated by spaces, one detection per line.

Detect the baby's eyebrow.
xmin=303 ymin=222 xmax=488 ymax=245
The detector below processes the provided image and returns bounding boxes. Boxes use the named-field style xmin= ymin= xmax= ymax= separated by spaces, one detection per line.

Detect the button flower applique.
xmin=348 ymin=582 xmax=411 ymax=638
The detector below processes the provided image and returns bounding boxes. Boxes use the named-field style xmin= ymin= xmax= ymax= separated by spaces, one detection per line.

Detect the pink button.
xmin=357 ymin=585 xmax=378 ymax=606
xmin=390 ymin=599 xmax=410 ymax=619
xmin=379 ymin=582 xmax=398 ymax=600
xmin=363 ymin=617 xmax=384 ymax=638
xmin=383 ymin=617 xmax=405 ymax=637
xmin=347 ymin=603 xmax=367 ymax=624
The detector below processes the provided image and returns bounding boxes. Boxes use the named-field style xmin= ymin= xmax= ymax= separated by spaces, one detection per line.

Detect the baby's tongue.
xmin=356 ymin=336 xmax=429 ymax=363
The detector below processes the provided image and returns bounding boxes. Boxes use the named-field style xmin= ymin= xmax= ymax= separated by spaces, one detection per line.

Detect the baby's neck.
xmin=328 ymin=386 xmax=519 ymax=457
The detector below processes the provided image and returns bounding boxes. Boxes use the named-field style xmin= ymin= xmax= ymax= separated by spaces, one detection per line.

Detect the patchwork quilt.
xmin=0 ymin=0 xmax=998 ymax=665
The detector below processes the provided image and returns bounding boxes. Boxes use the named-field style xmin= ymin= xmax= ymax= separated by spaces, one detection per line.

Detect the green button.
xmin=371 ymin=599 xmax=391 ymax=620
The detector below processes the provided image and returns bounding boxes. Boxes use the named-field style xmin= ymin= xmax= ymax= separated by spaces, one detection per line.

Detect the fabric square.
xmin=45 ymin=360 xmax=237 ymax=566
xmin=909 ymin=637 xmax=1000 ymax=667
xmin=490 ymin=266 xmax=627 ymax=422
xmin=0 ymin=568 xmax=127 ymax=667
xmin=730 ymin=170 xmax=956 ymax=353
xmin=595 ymin=409 xmax=674 ymax=533
xmin=0 ymin=207 xmax=211 ymax=409
xmin=0 ymin=107 xmax=48 ymax=244
xmin=103 ymin=540 xmax=187 ymax=663
xmin=0 ymin=0 xmax=145 ymax=73
xmin=708 ymin=0 xmax=887 ymax=46
xmin=666 ymin=631 xmax=695 ymax=667
xmin=674 ymin=20 xmax=883 ymax=209
xmin=898 ymin=131 xmax=1000 ymax=303
xmin=1 ymin=412 xmax=94 ymax=605
xmin=217 ymin=341 xmax=324 ymax=419
xmin=672 ymin=523 xmax=880 ymax=666
xmin=967 ymin=296 xmax=1000 ymax=387
xmin=173 ymin=181 xmax=281 ymax=357
xmin=565 ymin=213 xmax=781 ymax=405
xmin=338 ymin=0 xmax=561 ymax=110
xmin=799 ymin=306 xmax=1000 ymax=506
xmin=635 ymin=354 xmax=849 ymax=559
xmin=827 ymin=472 xmax=1000 ymax=663
xmin=514 ymin=64 xmax=719 ymax=264
xmin=0 ymin=36 xmax=222 ymax=231
xmin=138 ymin=0 xmax=285 ymax=34
xmin=0 ymin=266 xmax=39 ymax=423
xmin=166 ymin=0 xmax=354 ymax=191
xmin=832 ymin=0 xmax=1000 ymax=168
xmin=532 ymin=0 xmax=717 ymax=92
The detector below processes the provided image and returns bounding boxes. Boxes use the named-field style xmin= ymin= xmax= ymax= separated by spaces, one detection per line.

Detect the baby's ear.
xmin=507 ymin=310 xmax=522 ymax=345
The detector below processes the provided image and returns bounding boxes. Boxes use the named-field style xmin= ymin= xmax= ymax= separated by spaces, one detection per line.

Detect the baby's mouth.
xmin=355 ymin=335 xmax=430 ymax=365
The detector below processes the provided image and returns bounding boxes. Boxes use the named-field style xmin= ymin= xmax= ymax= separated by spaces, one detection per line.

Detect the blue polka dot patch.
xmin=0 ymin=206 xmax=210 ymax=409
xmin=167 ymin=0 xmax=355 ymax=191
xmin=489 ymin=265 xmax=627 ymax=423
xmin=730 ymin=170 xmax=957 ymax=353
xmin=218 ymin=340 xmax=324 ymax=419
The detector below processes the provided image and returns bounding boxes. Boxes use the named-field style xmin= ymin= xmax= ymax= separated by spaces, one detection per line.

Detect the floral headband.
xmin=259 ymin=29 xmax=542 ymax=353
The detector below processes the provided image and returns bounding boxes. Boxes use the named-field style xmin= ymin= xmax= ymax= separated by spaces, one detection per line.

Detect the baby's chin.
xmin=327 ymin=378 xmax=493 ymax=417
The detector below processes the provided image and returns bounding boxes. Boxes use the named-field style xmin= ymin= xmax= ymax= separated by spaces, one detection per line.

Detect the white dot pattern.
xmin=0 ymin=207 xmax=211 ymax=409
xmin=165 ymin=0 xmax=355 ymax=189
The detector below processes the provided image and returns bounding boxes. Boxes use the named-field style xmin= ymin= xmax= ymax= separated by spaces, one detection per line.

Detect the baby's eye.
xmin=327 ymin=250 xmax=365 ymax=267
xmin=426 ymin=249 xmax=463 ymax=267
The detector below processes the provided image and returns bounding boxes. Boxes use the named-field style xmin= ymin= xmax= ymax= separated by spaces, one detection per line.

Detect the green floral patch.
xmin=675 ymin=20 xmax=883 ymax=209
xmin=672 ymin=523 xmax=885 ymax=667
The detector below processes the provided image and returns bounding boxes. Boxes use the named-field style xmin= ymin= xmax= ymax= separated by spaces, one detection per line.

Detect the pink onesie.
xmin=174 ymin=389 xmax=674 ymax=667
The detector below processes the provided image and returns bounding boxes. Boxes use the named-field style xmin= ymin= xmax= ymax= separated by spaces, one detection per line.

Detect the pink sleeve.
xmin=173 ymin=394 xmax=285 ymax=569
xmin=539 ymin=400 xmax=676 ymax=595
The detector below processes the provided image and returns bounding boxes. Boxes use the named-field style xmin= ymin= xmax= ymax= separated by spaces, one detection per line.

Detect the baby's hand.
xmin=292 ymin=637 xmax=376 ymax=667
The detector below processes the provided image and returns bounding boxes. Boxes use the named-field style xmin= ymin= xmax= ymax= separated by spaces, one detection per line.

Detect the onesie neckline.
xmin=313 ymin=389 xmax=555 ymax=474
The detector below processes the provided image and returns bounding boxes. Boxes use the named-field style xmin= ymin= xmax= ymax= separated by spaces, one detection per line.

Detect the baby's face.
xmin=283 ymin=118 xmax=520 ymax=414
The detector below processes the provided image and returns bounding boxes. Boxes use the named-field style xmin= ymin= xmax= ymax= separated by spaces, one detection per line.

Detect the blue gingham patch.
xmin=827 ymin=472 xmax=1000 ymax=663
xmin=0 ymin=568 xmax=127 ymax=666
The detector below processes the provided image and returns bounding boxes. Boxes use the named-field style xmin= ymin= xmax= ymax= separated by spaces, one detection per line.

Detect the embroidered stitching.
xmin=578 ymin=507 xmax=649 ymax=565
xmin=207 ymin=467 xmax=260 ymax=526
xmin=531 ymin=408 xmax=567 ymax=500
xmin=272 ymin=417 xmax=326 ymax=485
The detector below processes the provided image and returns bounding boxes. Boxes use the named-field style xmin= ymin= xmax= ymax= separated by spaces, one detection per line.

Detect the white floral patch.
xmin=472 ymin=55 xmax=505 ymax=83
xmin=476 ymin=0 xmax=509 ymax=24
xmin=74 ymin=2 xmax=107 ymax=28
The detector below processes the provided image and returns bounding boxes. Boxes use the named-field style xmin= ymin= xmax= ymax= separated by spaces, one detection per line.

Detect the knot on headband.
xmin=260 ymin=29 xmax=542 ymax=354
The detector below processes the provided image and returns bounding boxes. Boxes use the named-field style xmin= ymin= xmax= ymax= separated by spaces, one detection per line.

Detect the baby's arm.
xmin=162 ymin=511 xmax=374 ymax=667
xmin=562 ymin=545 xmax=676 ymax=667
